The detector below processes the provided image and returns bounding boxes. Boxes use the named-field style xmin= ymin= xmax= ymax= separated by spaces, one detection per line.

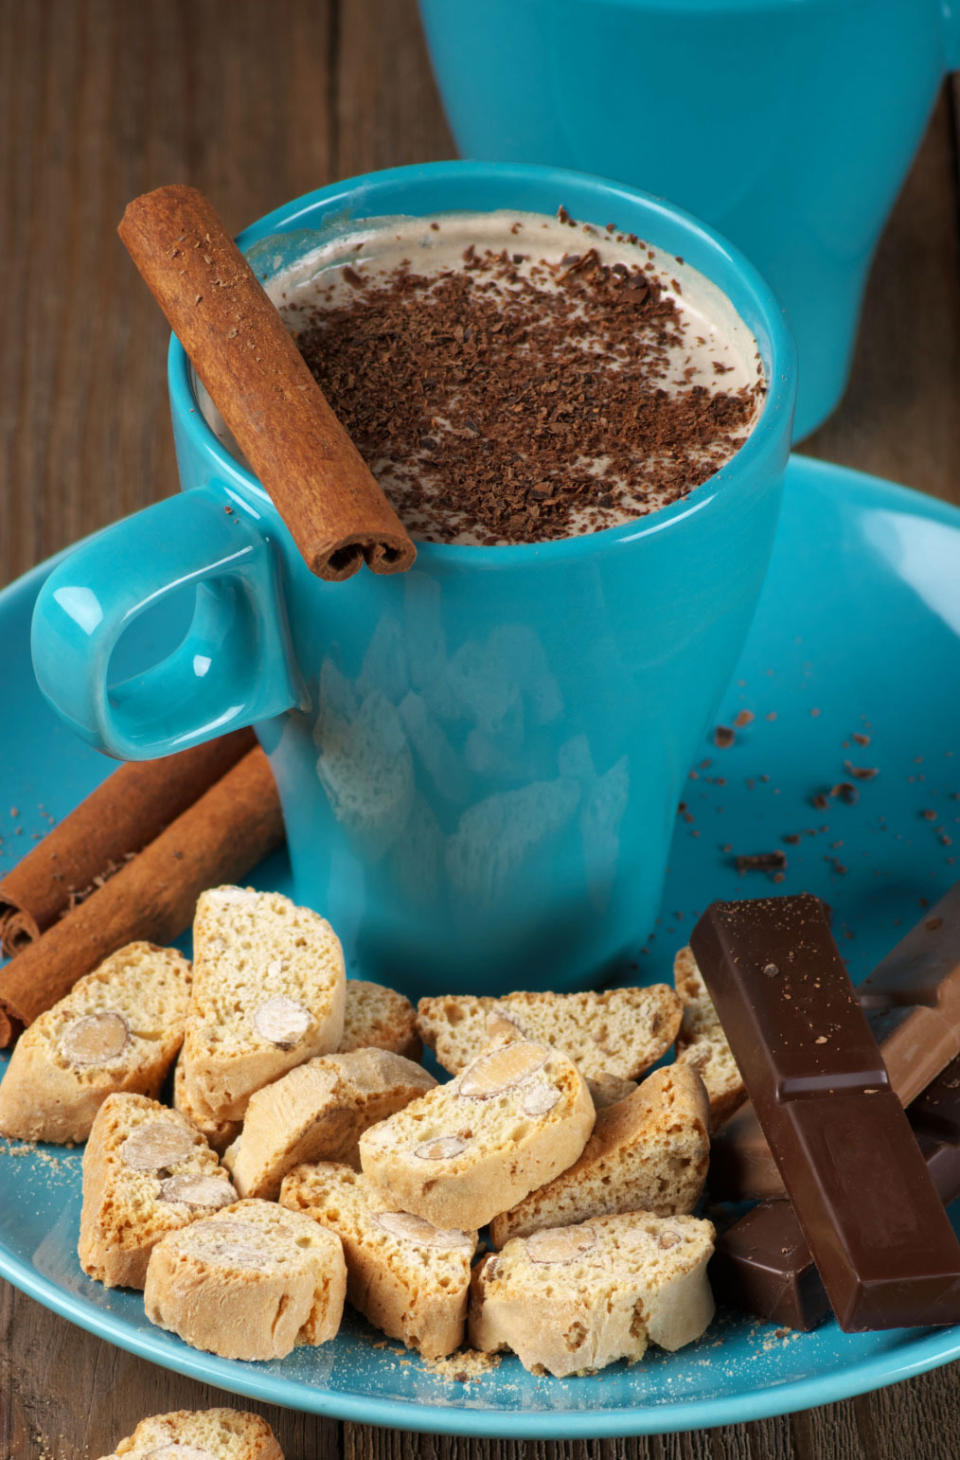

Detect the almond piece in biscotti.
xmin=526 ymin=1225 xmax=599 ymax=1264
xmin=252 ymin=994 xmax=311 ymax=1049
xmin=457 ymin=1041 xmax=549 ymax=1097
xmin=60 ymin=1011 xmax=131 ymax=1065
xmin=158 ymin=1173 xmax=236 ymax=1209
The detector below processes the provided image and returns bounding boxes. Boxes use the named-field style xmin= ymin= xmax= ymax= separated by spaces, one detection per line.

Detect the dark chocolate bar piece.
xmin=709 ymin=881 xmax=960 ymax=1202
xmin=710 ymin=1200 xmax=830 ymax=1332
xmin=711 ymin=1054 xmax=960 ymax=1331
xmin=691 ymin=893 xmax=960 ymax=1331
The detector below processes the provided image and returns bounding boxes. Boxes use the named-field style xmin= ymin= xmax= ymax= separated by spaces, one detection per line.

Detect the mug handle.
xmin=31 ymin=488 xmax=303 ymax=760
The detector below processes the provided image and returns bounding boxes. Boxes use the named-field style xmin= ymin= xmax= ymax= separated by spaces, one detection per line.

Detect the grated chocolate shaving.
xmin=294 ymin=231 xmax=763 ymax=544
xmin=733 ymin=850 xmax=788 ymax=875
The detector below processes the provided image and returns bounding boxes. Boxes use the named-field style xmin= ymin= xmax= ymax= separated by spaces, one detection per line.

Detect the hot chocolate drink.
xmin=208 ymin=209 xmax=765 ymax=545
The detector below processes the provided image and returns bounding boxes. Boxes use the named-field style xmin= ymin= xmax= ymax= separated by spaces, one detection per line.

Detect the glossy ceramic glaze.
xmin=30 ymin=162 xmax=795 ymax=998
xmin=6 ymin=456 xmax=960 ymax=1434
xmin=418 ymin=0 xmax=960 ymax=439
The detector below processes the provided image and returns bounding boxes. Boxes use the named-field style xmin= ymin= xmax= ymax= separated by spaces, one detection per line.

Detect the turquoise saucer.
xmin=2 ymin=455 xmax=960 ymax=1436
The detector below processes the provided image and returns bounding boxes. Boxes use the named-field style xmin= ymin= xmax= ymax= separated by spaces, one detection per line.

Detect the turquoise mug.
xmin=418 ymin=0 xmax=959 ymax=440
xmin=30 ymin=162 xmax=795 ymax=996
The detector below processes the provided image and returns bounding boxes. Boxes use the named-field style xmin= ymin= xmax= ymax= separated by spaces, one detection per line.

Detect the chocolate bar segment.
xmin=710 ymin=1200 xmax=829 ymax=1332
xmin=691 ymin=893 xmax=960 ymax=1331
xmin=858 ymin=882 xmax=960 ymax=1106
xmin=910 ymin=1057 xmax=960 ymax=1194
xmin=709 ymin=1103 xmax=785 ymax=1202
xmin=711 ymin=1054 xmax=960 ymax=1331
xmin=709 ymin=880 xmax=960 ymax=1201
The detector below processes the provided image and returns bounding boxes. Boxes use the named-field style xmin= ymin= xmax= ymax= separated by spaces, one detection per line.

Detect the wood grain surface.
xmin=2 ymin=1 xmax=960 ymax=1456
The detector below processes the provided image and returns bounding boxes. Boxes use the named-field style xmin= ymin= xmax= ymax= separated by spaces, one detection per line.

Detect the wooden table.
xmin=2 ymin=2 xmax=960 ymax=1455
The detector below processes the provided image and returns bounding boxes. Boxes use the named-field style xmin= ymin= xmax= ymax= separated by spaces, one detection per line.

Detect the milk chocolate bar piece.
xmin=710 ymin=881 xmax=960 ymax=1201
xmin=858 ymin=881 xmax=960 ymax=1106
xmin=710 ymin=1054 xmax=960 ymax=1331
xmin=910 ymin=1056 xmax=960 ymax=1194
xmin=690 ymin=893 xmax=960 ymax=1331
xmin=709 ymin=1103 xmax=784 ymax=1201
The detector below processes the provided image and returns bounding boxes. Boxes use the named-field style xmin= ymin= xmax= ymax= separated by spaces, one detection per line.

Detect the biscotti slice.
xmin=182 ymin=887 xmax=346 ymax=1122
xmin=340 ymin=979 xmax=420 ymax=1060
xmin=173 ymin=1056 xmax=242 ymax=1155
xmin=280 ymin=1162 xmax=477 ymax=1358
xmin=79 ymin=1092 xmax=237 ymax=1289
xmin=470 ymin=1211 xmax=715 ymax=1376
xmin=97 ymin=1407 xmax=282 ymax=1460
xmin=673 ymin=945 xmax=746 ymax=1126
xmin=224 ymin=1049 xmax=436 ymax=1200
xmin=144 ymin=1198 xmax=346 ymax=1360
xmin=359 ymin=1036 xmax=594 ymax=1229
xmin=415 ymin=987 xmax=682 ymax=1097
xmin=0 ymin=942 xmax=191 ymax=1144
xmin=489 ymin=1063 xmax=710 ymax=1248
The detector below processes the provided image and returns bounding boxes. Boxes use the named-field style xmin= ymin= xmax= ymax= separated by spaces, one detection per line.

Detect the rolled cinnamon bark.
xmin=118 ymin=184 xmax=416 ymax=582
xmin=0 ymin=729 xmax=256 ymax=958
xmin=0 ymin=747 xmax=284 ymax=1046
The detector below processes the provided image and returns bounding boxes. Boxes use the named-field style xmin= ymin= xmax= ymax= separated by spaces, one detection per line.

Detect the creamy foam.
xmin=199 ymin=210 xmax=764 ymax=543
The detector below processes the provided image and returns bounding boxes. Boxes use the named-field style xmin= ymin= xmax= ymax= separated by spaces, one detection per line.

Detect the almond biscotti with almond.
xmin=144 ymin=1198 xmax=346 ymax=1360
xmin=79 ymin=1092 xmax=236 ymax=1289
xmin=416 ymin=986 xmax=682 ymax=1103
xmin=224 ymin=1048 xmax=435 ymax=1200
xmin=97 ymin=1407 xmax=283 ymax=1460
xmin=470 ymin=1211 xmax=715 ymax=1376
xmin=0 ymin=942 xmax=191 ymax=1144
xmin=180 ymin=886 xmax=346 ymax=1123
xmin=489 ymin=1063 xmax=710 ymax=1248
xmin=281 ymin=1161 xmax=476 ymax=1358
xmin=359 ymin=1036 xmax=594 ymax=1230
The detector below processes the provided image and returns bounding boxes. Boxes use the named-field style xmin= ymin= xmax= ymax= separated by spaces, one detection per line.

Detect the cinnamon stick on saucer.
xmin=118 ymin=184 xmax=416 ymax=583
xmin=0 ymin=747 xmax=283 ymax=1047
xmin=0 ymin=728 xmax=255 ymax=958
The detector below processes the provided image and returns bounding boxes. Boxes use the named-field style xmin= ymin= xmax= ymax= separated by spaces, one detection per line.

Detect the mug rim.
xmin=168 ymin=159 xmax=796 ymax=565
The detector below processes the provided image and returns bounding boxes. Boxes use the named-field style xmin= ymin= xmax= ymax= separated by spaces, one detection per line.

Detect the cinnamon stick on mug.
xmin=118 ymin=184 xmax=416 ymax=582
xmin=0 ymin=728 xmax=255 ymax=958
xmin=0 ymin=747 xmax=284 ymax=1047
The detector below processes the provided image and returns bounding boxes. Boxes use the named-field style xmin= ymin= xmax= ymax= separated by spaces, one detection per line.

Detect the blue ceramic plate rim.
xmin=2 ymin=453 xmax=960 ymax=1437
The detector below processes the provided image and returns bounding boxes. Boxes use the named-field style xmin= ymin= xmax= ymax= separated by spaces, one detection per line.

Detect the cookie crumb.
xmin=422 ymin=1349 xmax=502 ymax=1383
